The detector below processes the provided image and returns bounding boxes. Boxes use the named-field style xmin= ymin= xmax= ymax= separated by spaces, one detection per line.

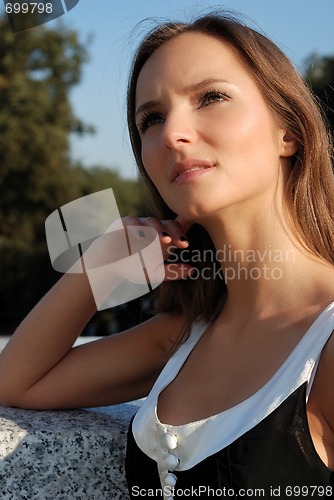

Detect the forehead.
xmin=136 ymin=32 xmax=252 ymax=103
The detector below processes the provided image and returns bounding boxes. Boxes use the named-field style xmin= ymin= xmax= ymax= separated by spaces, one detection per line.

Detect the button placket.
xmin=161 ymin=431 xmax=179 ymax=499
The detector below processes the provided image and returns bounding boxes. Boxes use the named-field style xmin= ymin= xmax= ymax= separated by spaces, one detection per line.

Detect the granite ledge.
xmin=0 ymin=402 xmax=140 ymax=499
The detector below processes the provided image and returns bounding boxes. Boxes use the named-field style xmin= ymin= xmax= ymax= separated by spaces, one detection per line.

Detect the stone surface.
xmin=0 ymin=402 xmax=140 ymax=499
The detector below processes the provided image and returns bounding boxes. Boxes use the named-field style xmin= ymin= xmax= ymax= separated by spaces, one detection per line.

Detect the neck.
xmin=200 ymin=200 xmax=334 ymax=322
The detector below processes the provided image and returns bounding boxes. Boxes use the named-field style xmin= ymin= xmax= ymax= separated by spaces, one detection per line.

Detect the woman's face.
xmin=135 ymin=32 xmax=291 ymax=223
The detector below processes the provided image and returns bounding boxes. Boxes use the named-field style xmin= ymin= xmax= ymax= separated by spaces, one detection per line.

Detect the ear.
xmin=279 ymin=130 xmax=299 ymax=158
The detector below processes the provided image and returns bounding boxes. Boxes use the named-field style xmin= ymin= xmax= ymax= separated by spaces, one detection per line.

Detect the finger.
xmin=123 ymin=216 xmax=172 ymax=246
xmin=130 ymin=217 xmax=189 ymax=251
xmin=160 ymin=215 xmax=195 ymax=247
xmin=160 ymin=220 xmax=190 ymax=248
xmin=137 ymin=218 xmax=186 ymax=255
xmin=123 ymin=216 xmax=192 ymax=242
xmin=121 ymin=216 xmax=191 ymax=259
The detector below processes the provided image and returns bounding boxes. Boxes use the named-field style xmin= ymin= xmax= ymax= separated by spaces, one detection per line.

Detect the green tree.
xmin=304 ymin=53 xmax=334 ymax=137
xmin=77 ymin=165 xmax=145 ymax=216
xmin=0 ymin=15 xmax=146 ymax=334
xmin=0 ymin=15 xmax=92 ymax=332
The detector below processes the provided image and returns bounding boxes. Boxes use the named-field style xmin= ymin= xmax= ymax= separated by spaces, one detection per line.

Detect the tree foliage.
xmin=0 ymin=16 xmax=90 ymax=244
xmin=304 ymin=53 xmax=334 ymax=137
xmin=0 ymin=16 xmax=144 ymax=333
xmin=77 ymin=166 xmax=144 ymax=216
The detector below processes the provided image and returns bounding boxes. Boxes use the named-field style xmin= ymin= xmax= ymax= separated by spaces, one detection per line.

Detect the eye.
xmin=137 ymin=111 xmax=164 ymax=134
xmin=199 ymin=90 xmax=230 ymax=108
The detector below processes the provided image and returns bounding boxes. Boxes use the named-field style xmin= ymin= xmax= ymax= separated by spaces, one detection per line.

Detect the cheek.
xmin=141 ymin=142 xmax=162 ymax=183
xmin=213 ymin=110 xmax=281 ymax=198
xmin=141 ymin=145 xmax=150 ymax=171
xmin=222 ymin=107 xmax=279 ymax=165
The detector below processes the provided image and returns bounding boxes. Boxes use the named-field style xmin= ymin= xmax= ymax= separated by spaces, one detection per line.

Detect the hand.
xmin=74 ymin=214 xmax=194 ymax=284
xmin=120 ymin=214 xmax=194 ymax=281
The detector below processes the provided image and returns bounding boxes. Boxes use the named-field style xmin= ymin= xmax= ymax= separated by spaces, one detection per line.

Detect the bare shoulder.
xmin=117 ymin=310 xmax=187 ymax=353
xmin=99 ymin=311 xmax=186 ymax=367
xmin=68 ymin=310 xmax=187 ymax=404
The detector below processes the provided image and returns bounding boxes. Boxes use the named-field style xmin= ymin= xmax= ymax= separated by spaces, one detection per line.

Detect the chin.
xmin=170 ymin=202 xmax=215 ymax=223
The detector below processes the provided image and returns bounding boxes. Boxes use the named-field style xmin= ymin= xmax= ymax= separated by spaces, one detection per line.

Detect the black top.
xmin=126 ymin=383 xmax=333 ymax=499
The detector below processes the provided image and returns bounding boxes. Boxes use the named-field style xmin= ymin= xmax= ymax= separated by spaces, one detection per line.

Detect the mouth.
xmin=171 ymin=160 xmax=215 ymax=183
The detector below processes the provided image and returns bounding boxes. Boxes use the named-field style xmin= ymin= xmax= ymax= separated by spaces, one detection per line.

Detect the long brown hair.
xmin=127 ymin=12 xmax=334 ymax=346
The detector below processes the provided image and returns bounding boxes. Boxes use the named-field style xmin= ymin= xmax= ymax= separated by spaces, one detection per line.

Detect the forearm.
xmin=0 ymin=215 xmax=193 ymax=408
xmin=0 ymin=272 xmax=97 ymax=405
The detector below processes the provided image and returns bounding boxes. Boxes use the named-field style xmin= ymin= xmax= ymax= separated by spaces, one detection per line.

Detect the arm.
xmin=307 ymin=332 xmax=334 ymax=468
xmin=317 ymin=333 xmax=334 ymax=427
xmin=0 ymin=216 xmax=192 ymax=410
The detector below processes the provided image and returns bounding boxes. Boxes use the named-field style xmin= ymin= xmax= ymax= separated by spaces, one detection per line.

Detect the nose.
xmin=161 ymin=109 xmax=197 ymax=149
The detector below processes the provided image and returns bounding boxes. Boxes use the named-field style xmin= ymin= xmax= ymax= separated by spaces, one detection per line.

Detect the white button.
xmin=164 ymin=453 xmax=180 ymax=471
xmin=163 ymin=432 xmax=178 ymax=450
xmin=165 ymin=473 xmax=177 ymax=487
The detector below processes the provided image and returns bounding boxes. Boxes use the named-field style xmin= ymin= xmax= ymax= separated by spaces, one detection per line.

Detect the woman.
xmin=0 ymin=12 xmax=333 ymax=498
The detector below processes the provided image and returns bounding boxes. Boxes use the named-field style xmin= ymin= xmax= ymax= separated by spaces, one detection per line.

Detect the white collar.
xmin=133 ymin=301 xmax=334 ymax=472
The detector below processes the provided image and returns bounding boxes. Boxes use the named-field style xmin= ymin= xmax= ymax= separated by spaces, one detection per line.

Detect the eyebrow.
xmin=135 ymin=78 xmax=231 ymax=118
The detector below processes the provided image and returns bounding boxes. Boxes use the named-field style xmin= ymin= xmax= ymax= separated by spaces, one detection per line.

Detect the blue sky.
xmin=9 ymin=0 xmax=334 ymax=178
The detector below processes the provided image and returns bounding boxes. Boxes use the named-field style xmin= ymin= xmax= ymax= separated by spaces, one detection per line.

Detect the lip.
xmin=171 ymin=159 xmax=215 ymax=183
